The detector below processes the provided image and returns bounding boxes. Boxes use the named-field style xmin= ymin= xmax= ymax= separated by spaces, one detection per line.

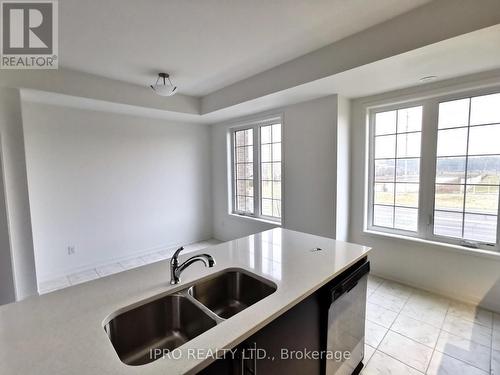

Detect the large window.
xmin=231 ymin=118 xmax=282 ymax=222
xmin=368 ymin=90 xmax=500 ymax=251
xmin=434 ymin=95 xmax=500 ymax=243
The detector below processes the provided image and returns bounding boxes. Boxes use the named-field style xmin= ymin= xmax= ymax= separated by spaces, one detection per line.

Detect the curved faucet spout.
xmin=170 ymin=247 xmax=215 ymax=285
xmin=177 ymin=254 xmax=213 ymax=272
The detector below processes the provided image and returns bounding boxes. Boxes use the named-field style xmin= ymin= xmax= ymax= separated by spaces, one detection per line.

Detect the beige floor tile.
xmin=492 ymin=349 xmax=500 ymax=375
xmin=378 ymin=331 xmax=433 ymax=372
xmin=407 ymin=289 xmax=450 ymax=311
xmin=427 ymin=351 xmax=488 ymax=375
xmin=368 ymin=290 xmax=408 ymax=313
xmin=68 ymin=269 xmax=99 ymax=285
xmin=364 ymin=344 xmax=376 ymax=364
xmin=493 ymin=329 xmax=500 ymax=350
xmin=391 ymin=314 xmax=440 ymax=348
xmin=442 ymin=314 xmax=492 ymax=347
xmin=158 ymin=248 xmax=176 ymax=259
xmin=367 ymin=275 xmax=384 ymax=290
xmin=38 ymin=276 xmax=70 ymax=294
xmin=494 ymin=313 xmax=500 ymax=332
xmin=435 ymin=331 xmax=491 ymax=372
xmin=141 ymin=252 xmax=165 ymax=264
xmin=366 ymin=302 xmax=398 ymax=328
xmin=447 ymin=301 xmax=493 ymax=328
xmin=401 ymin=300 xmax=447 ymax=328
xmin=365 ymin=320 xmax=388 ymax=348
xmin=119 ymin=257 xmax=146 ymax=270
xmin=96 ymin=262 xmax=124 ymax=277
xmin=377 ymin=280 xmax=415 ymax=299
xmin=363 ymin=351 xmax=423 ymax=375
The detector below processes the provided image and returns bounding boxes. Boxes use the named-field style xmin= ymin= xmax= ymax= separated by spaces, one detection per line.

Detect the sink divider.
xmin=175 ymin=287 xmax=226 ymax=324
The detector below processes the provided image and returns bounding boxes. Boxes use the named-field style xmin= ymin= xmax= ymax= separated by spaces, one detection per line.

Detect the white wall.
xmin=22 ymin=102 xmax=212 ymax=281
xmin=0 ymin=152 xmax=16 ymax=304
xmin=1 ymin=68 xmax=200 ymax=116
xmin=348 ymin=74 xmax=500 ymax=312
xmin=336 ymin=96 xmax=350 ymax=241
xmin=201 ymin=0 xmax=500 ymax=113
xmin=0 ymin=88 xmax=38 ymax=301
xmin=211 ymin=95 xmax=340 ymax=241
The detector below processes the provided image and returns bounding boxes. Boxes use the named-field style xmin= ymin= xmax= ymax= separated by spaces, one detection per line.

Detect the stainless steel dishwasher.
xmin=326 ymin=261 xmax=370 ymax=375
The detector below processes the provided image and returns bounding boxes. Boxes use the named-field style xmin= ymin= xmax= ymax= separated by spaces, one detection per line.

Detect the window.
xmin=372 ymin=106 xmax=422 ymax=231
xmin=433 ymin=94 xmax=500 ymax=244
xmin=234 ymin=128 xmax=254 ymax=214
xmin=368 ymin=90 xmax=500 ymax=251
xmin=231 ymin=118 xmax=282 ymax=222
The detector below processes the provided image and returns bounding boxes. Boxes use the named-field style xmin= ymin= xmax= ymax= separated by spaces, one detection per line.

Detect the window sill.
xmin=229 ymin=213 xmax=282 ymax=226
xmin=363 ymin=229 xmax=500 ymax=261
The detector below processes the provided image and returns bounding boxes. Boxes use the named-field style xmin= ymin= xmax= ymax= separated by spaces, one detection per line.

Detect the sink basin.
xmin=104 ymin=269 xmax=277 ymax=366
xmin=104 ymin=294 xmax=216 ymax=366
xmin=189 ymin=270 xmax=277 ymax=319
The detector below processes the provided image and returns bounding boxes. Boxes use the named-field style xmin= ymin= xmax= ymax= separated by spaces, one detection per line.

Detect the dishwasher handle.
xmin=331 ymin=262 xmax=370 ymax=302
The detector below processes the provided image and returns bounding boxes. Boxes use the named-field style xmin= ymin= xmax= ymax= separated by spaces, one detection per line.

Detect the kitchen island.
xmin=0 ymin=228 xmax=370 ymax=375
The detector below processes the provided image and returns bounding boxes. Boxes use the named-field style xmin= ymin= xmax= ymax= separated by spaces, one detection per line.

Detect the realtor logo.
xmin=1 ymin=0 xmax=58 ymax=69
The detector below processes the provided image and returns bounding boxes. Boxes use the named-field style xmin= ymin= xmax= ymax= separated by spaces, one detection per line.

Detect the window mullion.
xmin=460 ymin=101 xmax=472 ymax=238
xmin=253 ymin=125 xmax=260 ymax=217
xmin=393 ymin=112 xmax=398 ymax=229
xmin=418 ymin=99 xmax=439 ymax=240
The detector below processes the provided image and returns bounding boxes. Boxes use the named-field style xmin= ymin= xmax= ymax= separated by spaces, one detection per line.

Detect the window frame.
xmin=367 ymin=100 xmax=427 ymax=239
xmin=230 ymin=115 xmax=283 ymax=223
xmin=366 ymin=87 xmax=500 ymax=252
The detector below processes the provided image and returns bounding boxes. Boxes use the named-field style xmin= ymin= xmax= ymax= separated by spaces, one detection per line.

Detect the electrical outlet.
xmin=67 ymin=246 xmax=75 ymax=255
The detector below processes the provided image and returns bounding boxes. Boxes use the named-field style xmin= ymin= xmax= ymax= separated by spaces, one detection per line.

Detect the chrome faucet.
xmin=170 ymin=246 xmax=215 ymax=285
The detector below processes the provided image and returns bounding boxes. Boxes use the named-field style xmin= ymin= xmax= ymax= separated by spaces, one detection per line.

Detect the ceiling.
xmin=27 ymin=23 xmax=500 ymax=124
xmin=199 ymin=24 xmax=500 ymax=123
xmin=59 ymin=0 xmax=432 ymax=96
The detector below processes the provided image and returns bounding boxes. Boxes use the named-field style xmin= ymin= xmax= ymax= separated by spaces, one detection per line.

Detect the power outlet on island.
xmin=67 ymin=246 xmax=76 ymax=255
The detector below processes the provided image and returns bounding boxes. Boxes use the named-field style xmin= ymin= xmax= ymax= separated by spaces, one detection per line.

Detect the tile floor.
xmin=362 ymin=275 xmax=500 ymax=375
xmin=38 ymin=239 xmax=221 ymax=294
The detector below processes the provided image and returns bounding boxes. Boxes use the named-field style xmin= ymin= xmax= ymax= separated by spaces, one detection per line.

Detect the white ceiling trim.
xmin=8 ymin=0 xmax=500 ymax=125
xmin=201 ymin=0 xmax=500 ymax=114
xmin=19 ymin=23 xmax=500 ymax=125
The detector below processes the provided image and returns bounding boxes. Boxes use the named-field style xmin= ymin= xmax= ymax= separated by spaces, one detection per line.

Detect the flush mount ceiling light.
xmin=150 ymin=73 xmax=177 ymax=96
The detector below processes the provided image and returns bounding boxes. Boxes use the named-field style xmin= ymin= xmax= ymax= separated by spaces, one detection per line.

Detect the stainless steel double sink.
xmin=103 ymin=269 xmax=277 ymax=366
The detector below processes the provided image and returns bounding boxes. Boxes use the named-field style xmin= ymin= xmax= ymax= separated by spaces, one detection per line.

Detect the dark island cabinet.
xmin=199 ymin=257 xmax=368 ymax=375
xmin=199 ymin=276 xmax=337 ymax=374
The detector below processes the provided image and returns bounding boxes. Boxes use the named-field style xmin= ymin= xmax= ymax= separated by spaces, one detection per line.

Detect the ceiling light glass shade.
xmin=150 ymin=73 xmax=178 ymax=96
xmin=151 ymin=82 xmax=177 ymax=96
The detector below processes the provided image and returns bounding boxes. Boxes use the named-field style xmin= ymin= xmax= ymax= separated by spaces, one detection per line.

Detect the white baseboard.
xmin=371 ymin=272 xmax=499 ymax=313
xmin=37 ymin=237 xmax=214 ymax=283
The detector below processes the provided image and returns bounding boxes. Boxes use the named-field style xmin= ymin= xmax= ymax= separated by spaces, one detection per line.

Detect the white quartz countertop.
xmin=0 ymin=228 xmax=370 ymax=375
